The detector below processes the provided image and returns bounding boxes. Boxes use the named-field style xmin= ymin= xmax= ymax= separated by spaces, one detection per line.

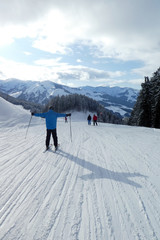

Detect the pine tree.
xmin=43 ymin=93 xmax=122 ymax=124
xmin=129 ymin=67 xmax=160 ymax=128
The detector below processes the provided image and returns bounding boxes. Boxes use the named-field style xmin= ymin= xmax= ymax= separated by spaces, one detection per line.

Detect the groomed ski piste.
xmin=0 ymin=96 xmax=160 ymax=240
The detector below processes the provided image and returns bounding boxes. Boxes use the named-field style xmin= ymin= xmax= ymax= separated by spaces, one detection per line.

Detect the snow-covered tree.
xmin=44 ymin=94 xmax=122 ymax=124
xmin=129 ymin=67 xmax=160 ymax=128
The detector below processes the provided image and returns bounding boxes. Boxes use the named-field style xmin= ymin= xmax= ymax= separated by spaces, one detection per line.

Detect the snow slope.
xmin=0 ymin=97 xmax=30 ymax=127
xmin=0 ymin=98 xmax=160 ymax=240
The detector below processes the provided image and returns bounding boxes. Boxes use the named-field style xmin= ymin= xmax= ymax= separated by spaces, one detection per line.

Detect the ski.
xmin=54 ymin=144 xmax=60 ymax=152
xmin=43 ymin=144 xmax=60 ymax=153
xmin=43 ymin=144 xmax=53 ymax=153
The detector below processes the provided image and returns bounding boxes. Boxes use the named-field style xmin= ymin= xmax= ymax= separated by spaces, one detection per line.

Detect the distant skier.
xmin=32 ymin=106 xmax=71 ymax=151
xmin=87 ymin=114 xmax=92 ymax=125
xmin=93 ymin=114 xmax=98 ymax=126
xmin=65 ymin=116 xmax=68 ymax=123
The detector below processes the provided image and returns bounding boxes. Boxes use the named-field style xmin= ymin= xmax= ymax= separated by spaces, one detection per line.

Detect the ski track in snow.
xmin=0 ymin=120 xmax=160 ymax=240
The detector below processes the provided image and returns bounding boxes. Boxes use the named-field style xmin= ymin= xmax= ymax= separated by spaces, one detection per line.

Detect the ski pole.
xmin=69 ymin=116 xmax=72 ymax=142
xmin=25 ymin=115 xmax=32 ymax=139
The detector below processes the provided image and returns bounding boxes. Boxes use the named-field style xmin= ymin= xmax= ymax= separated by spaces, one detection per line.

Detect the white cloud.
xmin=0 ymin=57 xmax=56 ymax=81
xmin=1 ymin=0 xmax=160 ymax=59
xmin=0 ymin=0 xmax=54 ymax=25
xmin=77 ymin=59 xmax=82 ymax=63
xmin=0 ymin=56 xmax=126 ymax=87
xmin=34 ymin=57 xmax=63 ymax=67
xmin=24 ymin=51 xmax=32 ymax=56
xmin=0 ymin=0 xmax=160 ymax=88
xmin=128 ymin=78 xmax=144 ymax=86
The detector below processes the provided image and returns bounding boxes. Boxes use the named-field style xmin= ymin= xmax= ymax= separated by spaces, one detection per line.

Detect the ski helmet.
xmin=49 ymin=106 xmax=54 ymax=110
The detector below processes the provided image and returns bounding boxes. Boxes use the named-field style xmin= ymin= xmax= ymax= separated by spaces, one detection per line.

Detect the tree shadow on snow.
xmin=57 ymin=149 xmax=148 ymax=188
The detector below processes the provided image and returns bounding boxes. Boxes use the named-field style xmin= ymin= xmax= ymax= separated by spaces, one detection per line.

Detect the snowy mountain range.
xmin=0 ymin=78 xmax=139 ymax=117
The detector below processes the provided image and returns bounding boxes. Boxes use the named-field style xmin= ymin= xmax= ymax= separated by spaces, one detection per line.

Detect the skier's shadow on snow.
xmin=58 ymin=149 xmax=147 ymax=188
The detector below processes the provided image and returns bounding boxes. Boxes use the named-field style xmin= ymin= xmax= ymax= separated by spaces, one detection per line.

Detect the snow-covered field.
xmin=0 ymin=97 xmax=160 ymax=240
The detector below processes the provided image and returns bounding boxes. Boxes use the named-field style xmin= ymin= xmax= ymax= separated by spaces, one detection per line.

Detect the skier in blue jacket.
xmin=32 ymin=106 xmax=71 ymax=151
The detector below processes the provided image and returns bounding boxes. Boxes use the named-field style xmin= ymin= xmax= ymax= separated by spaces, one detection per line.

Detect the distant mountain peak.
xmin=0 ymin=79 xmax=139 ymax=117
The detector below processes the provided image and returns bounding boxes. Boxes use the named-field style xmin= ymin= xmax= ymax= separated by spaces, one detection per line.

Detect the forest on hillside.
xmin=43 ymin=94 xmax=122 ymax=124
xmin=129 ymin=67 xmax=160 ymax=128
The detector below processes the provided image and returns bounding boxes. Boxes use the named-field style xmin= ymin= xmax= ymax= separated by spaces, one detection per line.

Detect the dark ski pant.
xmin=88 ymin=120 xmax=91 ymax=125
xmin=46 ymin=129 xmax=58 ymax=148
xmin=93 ymin=120 xmax=98 ymax=126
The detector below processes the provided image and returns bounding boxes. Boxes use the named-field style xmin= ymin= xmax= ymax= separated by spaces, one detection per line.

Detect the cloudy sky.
xmin=0 ymin=0 xmax=160 ymax=89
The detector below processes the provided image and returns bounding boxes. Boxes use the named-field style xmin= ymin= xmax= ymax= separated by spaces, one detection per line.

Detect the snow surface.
xmin=107 ymin=105 xmax=132 ymax=116
xmin=0 ymin=97 xmax=31 ymax=127
xmin=0 ymin=97 xmax=160 ymax=240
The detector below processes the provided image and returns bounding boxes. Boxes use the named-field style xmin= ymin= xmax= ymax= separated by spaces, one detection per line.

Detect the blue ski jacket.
xmin=34 ymin=110 xmax=66 ymax=130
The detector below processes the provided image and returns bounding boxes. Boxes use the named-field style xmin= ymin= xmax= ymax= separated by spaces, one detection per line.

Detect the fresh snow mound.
xmin=0 ymin=97 xmax=30 ymax=126
xmin=0 ymin=97 xmax=25 ymax=120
